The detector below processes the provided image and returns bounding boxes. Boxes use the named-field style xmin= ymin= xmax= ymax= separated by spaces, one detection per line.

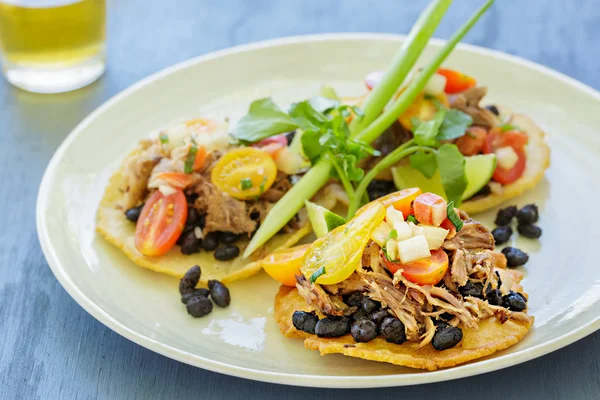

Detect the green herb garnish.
xmin=240 ymin=178 xmax=253 ymax=190
xmin=446 ymin=201 xmax=464 ymax=231
xmin=500 ymin=123 xmax=519 ymax=132
xmin=310 ymin=266 xmax=326 ymax=283
xmin=382 ymin=229 xmax=399 ymax=261
xmin=243 ymin=0 xmax=494 ymax=257
xmin=407 ymin=215 xmax=419 ymax=224
xmin=184 ymin=144 xmax=198 ymax=174
xmin=258 ymin=176 xmax=267 ymax=195
xmin=159 ymin=133 xmax=169 ymax=144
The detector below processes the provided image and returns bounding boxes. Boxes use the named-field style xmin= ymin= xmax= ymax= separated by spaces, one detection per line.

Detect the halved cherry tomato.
xmin=437 ymin=68 xmax=477 ymax=94
xmin=440 ymin=218 xmax=457 ymax=239
xmin=257 ymin=142 xmax=285 ymax=158
xmin=185 ymin=118 xmax=216 ymax=130
xmin=455 ymin=126 xmax=487 ymax=156
xmin=261 ymin=244 xmax=310 ymax=287
xmin=364 ymin=187 xmax=422 ymax=218
xmin=483 ymin=129 xmax=528 ymax=184
xmin=152 ymin=172 xmax=194 ymax=189
xmin=365 ymin=71 xmax=384 ymax=90
xmin=384 ymin=248 xmax=449 ymax=285
xmin=211 ymin=147 xmax=277 ymax=200
xmin=135 ymin=189 xmax=187 ymax=256
xmin=413 ymin=192 xmax=447 ymax=226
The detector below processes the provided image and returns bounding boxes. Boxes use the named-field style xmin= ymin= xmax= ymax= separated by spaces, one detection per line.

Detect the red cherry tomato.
xmin=135 ymin=189 xmax=188 ymax=256
xmin=384 ymin=248 xmax=449 ymax=285
xmin=455 ymin=126 xmax=487 ymax=156
xmin=437 ymin=68 xmax=477 ymax=94
xmin=483 ymin=128 xmax=529 ymax=184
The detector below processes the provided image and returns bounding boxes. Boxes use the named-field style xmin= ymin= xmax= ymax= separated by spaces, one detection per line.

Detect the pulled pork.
xmin=449 ymin=87 xmax=500 ymax=128
xmin=296 ymin=275 xmax=356 ymax=317
xmin=118 ymin=140 xmax=164 ymax=210
xmin=443 ymin=219 xmax=495 ymax=251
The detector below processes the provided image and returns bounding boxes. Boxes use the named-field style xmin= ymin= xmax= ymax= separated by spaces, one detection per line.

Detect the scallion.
xmin=184 ymin=144 xmax=198 ymax=174
xmin=310 ymin=266 xmax=326 ymax=283
xmin=446 ymin=201 xmax=464 ymax=231
xmin=159 ymin=133 xmax=169 ymax=144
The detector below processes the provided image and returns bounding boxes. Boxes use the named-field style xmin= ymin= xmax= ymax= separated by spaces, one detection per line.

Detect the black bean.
xmin=502 ymin=247 xmax=529 ymax=267
xmin=485 ymin=288 xmax=503 ymax=306
xmin=125 ymin=205 xmax=144 ymax=222
xmin=439 ymin=312 xmax=454 ymax=322
xmin=351 ymin=320 xmax=378 ymax=343
xmin=186 ymin=207 xmax=199 ymax=227
xmin=185 ymin=193 xmax=198 ymax=204
xmin=208 ymin=280 xmax=231 ymax=307
xmin=380 ymin=317 xmax=407 ymax=344
xmin=220 ymin=232 xmax=240 ymax=244
xmin=352 ymin=310 xmax=370 ymax=322
xmin=432 ymin=323 xmax=463 ymax=350
xmin=214 ymin=245 xmax=240 ymax=261
xmin=495 ymin=206 xmax=517 ymax=226
xmin=368 ymin=180 xmax=395 ymax=192
xmin=179 ymin=265 xmax=201 ymax=295
xmin=517 ymin=223 xmax=542 ymax=239
xmin=344 ymin=292 xmax=364 ymax=308
xmin=485 ymin=104 xmax=500 ymax=116
xmin=176 ymin=226 xmax=193 ymax=245
xmin=181 ymin=288 xmax=210 ymax=304
xmin=503 ymin=291 xmax=527 ymax=311
xmin=495 ymin=271 xmax=503 ymax=288
xmin=459 ymin=281 xmax=484 ymax=298
xmin=186 ymin=296 xmax=213 ymax=318
xmin=285 ymin=130 xmax=296 ymax=144
xmin=367 ymin=190 xmax=387 ymax=201
xmin=180 ymin=229 xmax=203 ymax=255
xmin=516 ymin=204 xmax=539 ymax=224
xmin=473 ymin=184 xmax=492 ymax=198
xmin=370 ymin=309 xmax=390 ymax=329
xmin=292 ymin=311 xmax=318 ymax=334
xmin=249 ymin=211 xmax=261 ymax=221
xmin=202 ymin=232 xmax=220 ymax=251
xmin=492 ymin=225 xmax=513 ymax=245
xmin=315 ymin=316 xmax=351 ymax=338
xmin=361 ymin=297 xmax=380 ymax=314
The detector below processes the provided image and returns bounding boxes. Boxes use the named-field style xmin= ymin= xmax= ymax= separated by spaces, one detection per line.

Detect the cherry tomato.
xmin=185 ymin=118 xmax=217 ymax=130
xmin=261 ymin=244 xmax=310 ymax=287
xmin=371 ymin=188 xmax=422 ymax=218
xmin=455 ymin=126 xmax=487 ymax=156
xmin=192 ymin=145 xmax=207 ymax=171
xmin=135 ymin=190 xmax=187 ymax=256
xmin=211 ymin=147 xmax=277 ymax=200
xmin=440 ymin=218 xmax=457 ymax=238
xmin=413 ymin=192 xmax=447 ymax=226
xmin=398 ymin=93 xmax=449 ymax=131
xmin=437 ymin=68 xmax=477 ymax=94
xmin=483 ymin=129 xmax=528 ymax=184
xmin=365 ymin=71 xmax=384 ymax=90
xmin=152 ymin=172 xmax=194 ymax=189
xmin=384 ymin=248 xmax=449 ymax=285
xmin=255 ymin=134 xmax=289 ymax=148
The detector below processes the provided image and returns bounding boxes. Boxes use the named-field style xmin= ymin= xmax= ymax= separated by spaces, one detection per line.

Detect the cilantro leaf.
xmin=424 ymin=93 xmax=447 ymax=111
xmin=159 ymin=133 xmax=169 ymax=144
xmin=231 ymin=98 xmax=298 ymax=143
xmin=288 ymin=100 xmax=329 ymax=131
xmin=240 ymin=178 xmax=253 ymax=190
xmin=307 ymin=96 xmax=339 ymax=114
xmin=435 ymin=144 xmax=468 ymax=205
xmin=437 ymin=109 xmax=473 ymax=140
xmin=413 ymin=110 xmax=445 ymax=147
xmin=409 ymin=151 xmax=438 ymax=179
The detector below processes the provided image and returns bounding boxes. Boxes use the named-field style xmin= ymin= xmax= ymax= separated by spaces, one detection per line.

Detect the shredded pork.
xmin=443 ymin=220 xmax=495 ymax=251
xmin=449 ymin=87 xmax=499 ymax=128
xmin=296 ymin=275 xmax=355 ymax=317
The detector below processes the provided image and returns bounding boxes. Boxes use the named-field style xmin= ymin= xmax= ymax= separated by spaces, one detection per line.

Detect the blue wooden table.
xmin=2 ymin=0 xmax=599 ymax=398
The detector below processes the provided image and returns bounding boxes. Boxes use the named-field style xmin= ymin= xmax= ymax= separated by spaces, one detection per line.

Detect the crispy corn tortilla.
xmin=96 ymin=149 xmax=339 ymax=284
xmin=274 ymin=268 xmax=533 ymax=370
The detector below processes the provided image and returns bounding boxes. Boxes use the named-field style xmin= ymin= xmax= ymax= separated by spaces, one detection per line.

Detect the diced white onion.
xmin=386 ymin=206 xmax=412 ymax=241
xmin=158 ymin=185 xmax=177 ymax=197
xmin=496 ymin=146 xmax=519 ymax=170
xmin=163 ymin=123 xmax=189 ymax=150
xmin=424 ymin=73 xmax=447 ymax=96
xmin=274 ymin=147 xmax=309 ymax=175
xmin=397 ymin=235 xmax=431 ymax=264
xmin=194 ymin=226 xmax=204 ymax=240
xmin=370 ymin=222 xmax=392 ymax=247
xmin=413 ymin=224 xmax=449 ymax=250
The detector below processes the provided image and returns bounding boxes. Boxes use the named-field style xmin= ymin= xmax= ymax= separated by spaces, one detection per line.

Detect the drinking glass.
xmin=0 ymin=0 xmax=106 ymax=93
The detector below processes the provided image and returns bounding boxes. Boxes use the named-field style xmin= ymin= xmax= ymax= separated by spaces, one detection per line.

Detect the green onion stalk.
xmin=244 ymin=0 xmax=494 ymax=257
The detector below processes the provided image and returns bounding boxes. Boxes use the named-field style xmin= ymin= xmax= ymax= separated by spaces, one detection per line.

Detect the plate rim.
xmin=37 ymin=32 xmax=600 ymax=388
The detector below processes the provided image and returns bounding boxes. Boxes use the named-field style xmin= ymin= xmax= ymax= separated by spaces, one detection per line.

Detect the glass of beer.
xmin=0 ymin=0 xmax=106 ymax=93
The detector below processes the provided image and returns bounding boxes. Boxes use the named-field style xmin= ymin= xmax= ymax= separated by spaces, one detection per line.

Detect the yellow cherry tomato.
xmin=301 ymin=201 xmax=385 ymax=285
xmin=211 ymin=147 xmax=277 ymax=200
xmin=261 ymin=244 xmax=310 ymax=287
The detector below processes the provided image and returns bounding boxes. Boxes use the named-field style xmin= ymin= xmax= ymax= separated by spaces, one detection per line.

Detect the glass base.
xmin=3 ymin=54 xmax=105 ymax=94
